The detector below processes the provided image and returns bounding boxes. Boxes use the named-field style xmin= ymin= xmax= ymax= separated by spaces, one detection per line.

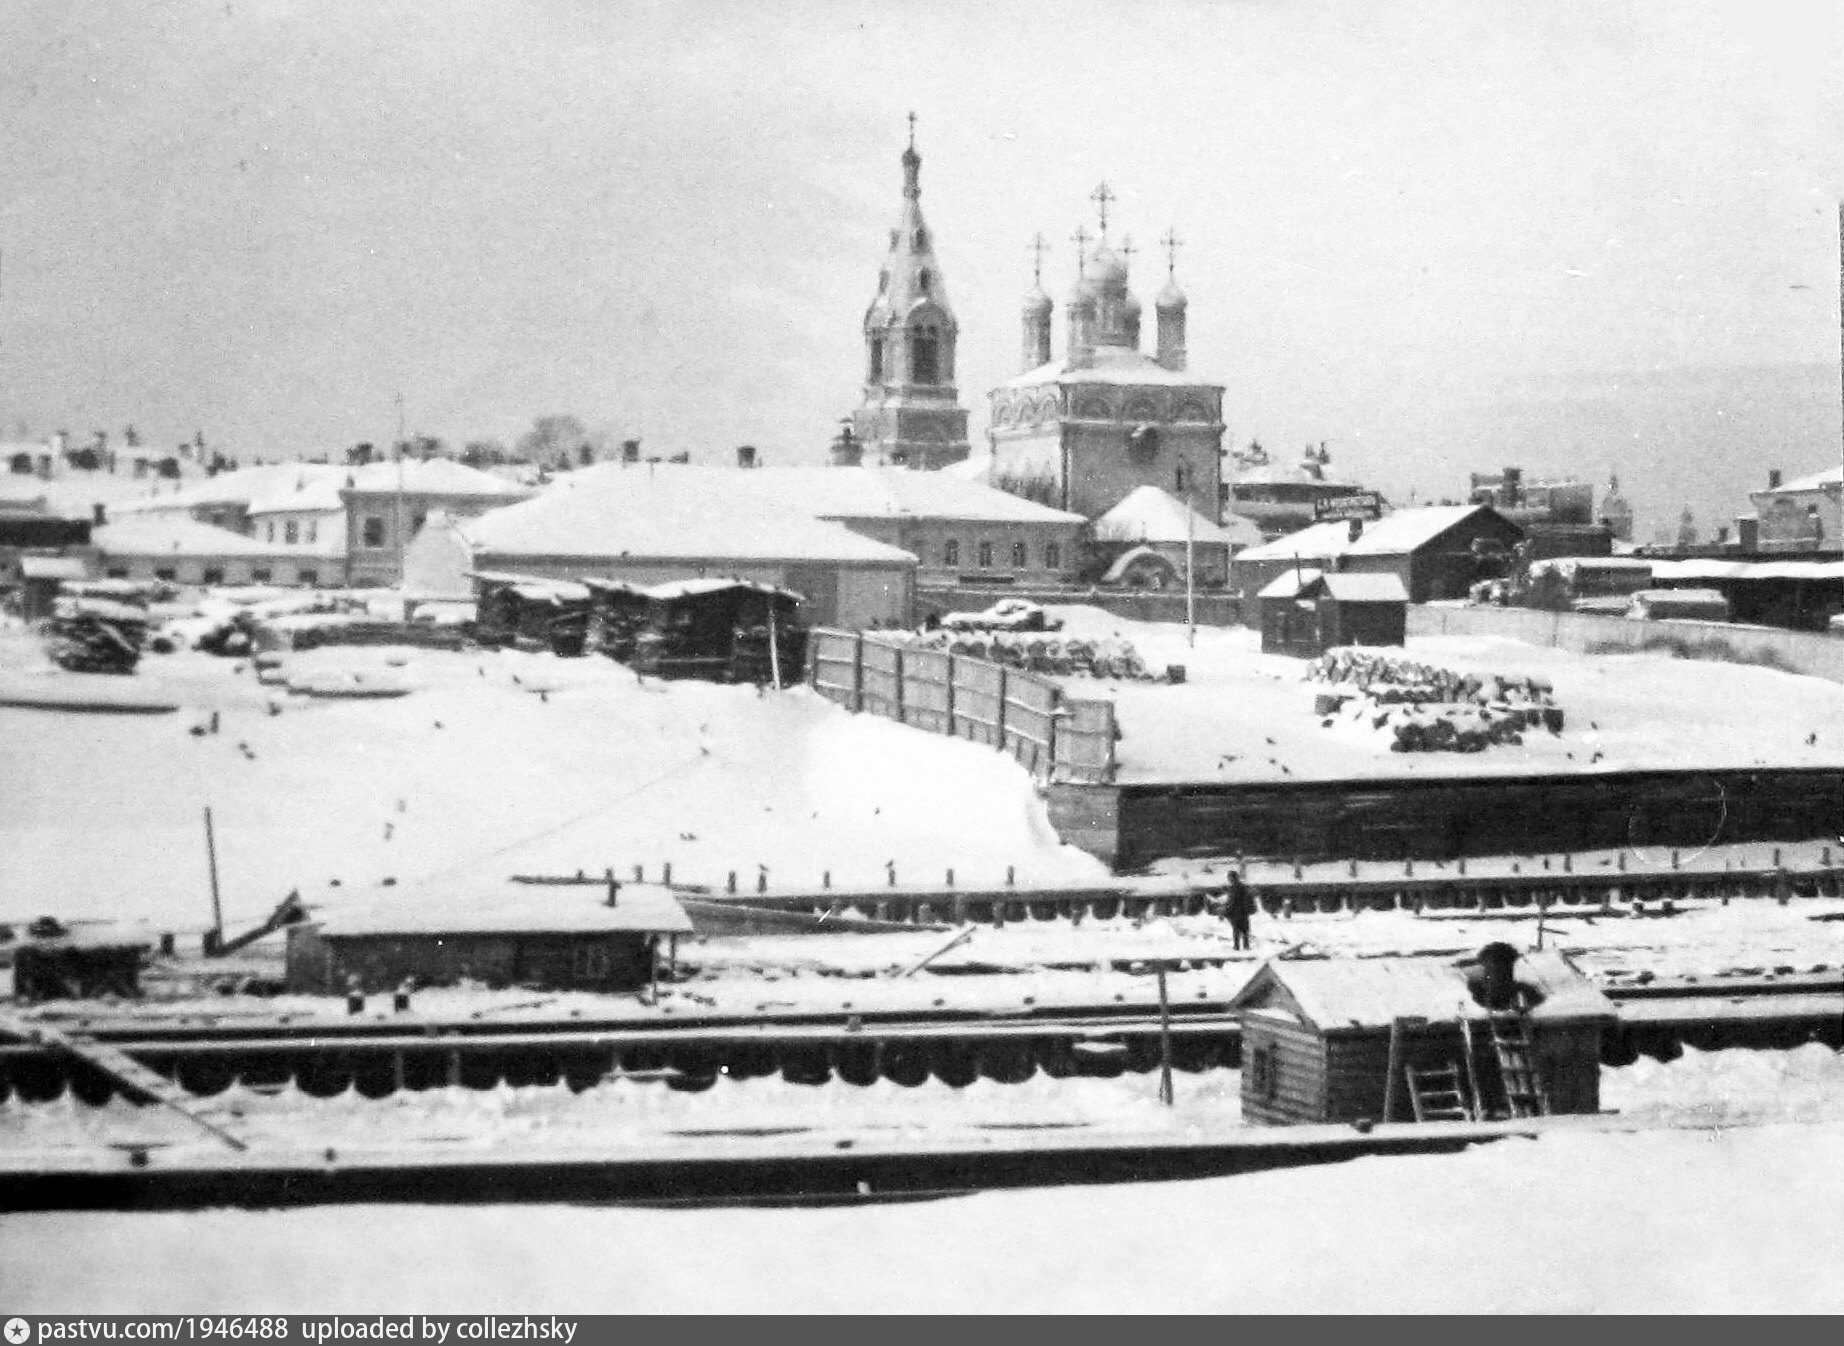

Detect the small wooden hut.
xmin=284 ymin=877 xmax=693 ymax=995
xmin=1228 ymin=947 xmax=1614 ymax=1126
xmin=470 ymin=571 xmax=593 ymax=656
xmin=632 ymin=578 xmax=807 ymax=684
xmin=12 ymin=925 xmax=151 ymax=1002
xmin=1258 ymin=568 xmax=1409 ymax=658
xmin=582 ymin=577 xmax=651 ymax=664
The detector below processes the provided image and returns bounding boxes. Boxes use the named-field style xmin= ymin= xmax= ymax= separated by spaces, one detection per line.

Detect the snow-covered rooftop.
xmin=315 ymin=877 xmax=692 ymax=936
xmin=726 ymin=465 xmax=1083 ymax=525
xmin=340 ymin=459 xmax=534 ymax=501
xmin=1256 ymin=569 xmax=1408 ymax=602
xmin=1230 ymin=950 xmax=1616 ymax=1029
xmin=91 ymin=517 xmax=304 ymax=558
xmin=1094 ymin=486 xmax=1260 ymax=547
xmin=1237 ymin=505 xmax=1500 ymax=562
xmin=1758 ymin=465 xmax=1843 ymax=495
xmin=999 ymin=344 xmax=1223 ymax=390
xmin=465 ymin=465 xmax=918 ymax=566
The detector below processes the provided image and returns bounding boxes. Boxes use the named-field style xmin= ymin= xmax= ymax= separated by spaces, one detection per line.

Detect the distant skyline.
xmin=2 ymin=0 xmax=1839 ymax=537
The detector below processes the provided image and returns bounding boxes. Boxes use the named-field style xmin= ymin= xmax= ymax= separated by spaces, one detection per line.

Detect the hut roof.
xmin=315 ymin=877 xmax=692 ymax=937
xmin=92 ymin=516 xmax=308 ymax=559
xmin=1227 ymin=951 xmax=1615 ymax=1030
xmin=1093 ymin=485 xmax=1260 ymax=547
xmin=645 ymin=576 xmax=801 ymax=602
xmin=1237 ymin=505 xmax=1515 ymax=564
xmin=1255 ymin=569 xmax=1408 ymax=602
xmin=18 ymin=556 xmax=90 ymax=580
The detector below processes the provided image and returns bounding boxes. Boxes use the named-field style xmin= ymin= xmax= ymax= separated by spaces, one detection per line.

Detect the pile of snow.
xmin=884 ymin=628 xmax=1156 ymax=680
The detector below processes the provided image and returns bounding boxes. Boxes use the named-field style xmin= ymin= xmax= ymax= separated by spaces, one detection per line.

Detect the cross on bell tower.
xmin=1028 ymin=232 xmax=1050 ymax=286
xmin=1090 ymin=182 xmax=1115 ymax=238
xmin=1070 ymin=224 xmax=1091 ymax=277
xmin=1161 ymin=227 xmax=1182 ymax=278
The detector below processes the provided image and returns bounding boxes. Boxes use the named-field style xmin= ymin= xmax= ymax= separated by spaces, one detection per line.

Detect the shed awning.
xmin=316 ymin=878 xmax=693 ymax=937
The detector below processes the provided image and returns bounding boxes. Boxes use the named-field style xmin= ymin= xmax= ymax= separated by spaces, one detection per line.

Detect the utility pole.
xmin=394 ymin=391 xmax=408 ymax=587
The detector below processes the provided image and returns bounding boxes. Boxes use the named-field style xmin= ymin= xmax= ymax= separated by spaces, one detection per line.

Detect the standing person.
xmin=1223 ymin=872 xmax=1257 ymax=951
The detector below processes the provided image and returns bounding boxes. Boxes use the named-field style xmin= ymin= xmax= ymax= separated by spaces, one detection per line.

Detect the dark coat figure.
xmin=1222 ymin=873 xmax=1257 ymax=950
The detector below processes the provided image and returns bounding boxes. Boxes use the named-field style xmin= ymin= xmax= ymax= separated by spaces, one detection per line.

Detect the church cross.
xmin=1070 ymin=225 xmax=1091 ymax=276
xmin=1090 ymin=182 xmax=1115 ymax=236
xmin=1028 ymin=232 xmax=1050 ymax=286
xmin=1161 ymin=227 xmax=1182 ymax=278
xmin=1119 ymin=235 xmax=1137 ymax=266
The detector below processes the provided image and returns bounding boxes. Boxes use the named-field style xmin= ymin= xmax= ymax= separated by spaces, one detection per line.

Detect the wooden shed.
xmin=11 ymin=924 xmax=152 ymax=1002
xmin=284 ymin=878 xmax=694 ymax=996
xmin=470 ymin=571 xmax=594 ymax=656
xmin=632 ymin=578 xmax=807 ymax=685
xmin=582 ymin=577 xmax=651 ymax=663
xmin=1227 ymin=947 xmax=1615 ymax=1126
xmin=1257 ymin=568 xmax=1409 ymax=658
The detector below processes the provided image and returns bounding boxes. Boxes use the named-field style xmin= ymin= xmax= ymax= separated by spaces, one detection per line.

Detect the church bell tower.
xmin=847 ymin=116 xmax=971 ymax=470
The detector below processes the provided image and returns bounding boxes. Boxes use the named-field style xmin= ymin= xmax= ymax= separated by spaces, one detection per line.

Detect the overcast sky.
xmin=3 ymin=0 xmax=1839 ymax=534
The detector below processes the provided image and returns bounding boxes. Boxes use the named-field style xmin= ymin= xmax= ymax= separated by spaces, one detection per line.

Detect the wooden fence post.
xmin=995 ymin=667 xmax=1008 ymax=754
xmin=1045 ymin=690 xmax=1058 ymax=777
xmin=893 ymin=641 xmax=906 ymax=725
xmin=851 ymin=632 xmax=865 ymax=713
xmin=944 ymin=653 xmax=957 ymax=737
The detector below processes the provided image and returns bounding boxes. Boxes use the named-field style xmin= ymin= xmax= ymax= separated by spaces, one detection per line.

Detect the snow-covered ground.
xmin=1042 ymin=606 xmax=1844 ymax=781
xmin=4 ymin=1048 xmax=1841 ymax=1312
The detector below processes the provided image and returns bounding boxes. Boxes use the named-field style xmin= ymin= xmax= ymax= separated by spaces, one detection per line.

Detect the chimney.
xmin=1499 ymin=466 xmax=1522 ymax=508
xmin=1347 ymin=518 xmax=1363 ymax=544
xmin=1768 ymin=468 xmax=1783 ymax=490
xmin=621 ymin=438 xmax=641 ymax=464
xmin=829 ymin=422 xmax=864 ymax=467
xmin=736 ymin=445 xmax=758 ymax=469
xmin=1470 ymin=941 xmax=1521 ymax=1011
xmin=92 ymin=503 xmax=107 ymax=526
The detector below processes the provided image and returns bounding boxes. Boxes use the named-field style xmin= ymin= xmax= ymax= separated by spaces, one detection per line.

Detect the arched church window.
xmin=914 ymin=227 xmax=928 ymax=250
xmin=878 ymin=269 xmax=889 ymax=293
xmin=911 ymin=328 xmax=940 ymax=384
xmin=869 ymin=335 xmax=884 ymax=384
xmin=917 ymin=269 xmax=931 ymax=294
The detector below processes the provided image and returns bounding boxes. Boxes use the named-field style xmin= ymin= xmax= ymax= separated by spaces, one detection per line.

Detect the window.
xmin=942 ymin=539 xmax=960 ymax=567
xmin=1045 ymin=542 xmax=1061 ymax=570
xmin=411 ymin=511 xmax=427 ymax=536
xmin=913 ymin=227 xmax=928 ymax=250
xmin=362 ymin=515 xmax=385 ymax=549
xmin=306 ymin=522 xmax=317 ymax=544
xmin=284 ymin=521 xmax=299 ymax=544
xmin=1175 ymin=464 xmax=1189 ymax=495
xmin=1249 ymin=1044 xmax=1279 ymax=1102
xmin=105 ymin=566 xmax=128 ymax=579
xmin=1011 ymin=541 xmax=1027 ymax=568
xmin=201 ymin=567 xmax=225 ymax=586
xmin=916 ymin=268 xmax=931 ymax=294
xmin=153 ymin=567 xmax=176 ymax=582
xmin=911 ymin=328 xmax=939 ymax=384
xmin=298 ymin=568 xmax=318 ymax=587
xmin=976 ymin=541 xmax=993 ymax=568
xmin=264 ymin=521 xmax=276 ymax=543
xmin=868 ymin=335 xmax=884 ymax=383
xmin=250 ymin=568 xmax=271 ymax=583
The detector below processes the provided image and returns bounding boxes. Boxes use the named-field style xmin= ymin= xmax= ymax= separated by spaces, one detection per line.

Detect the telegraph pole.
xmin=394 ymin=391 xmax=408 ymax=587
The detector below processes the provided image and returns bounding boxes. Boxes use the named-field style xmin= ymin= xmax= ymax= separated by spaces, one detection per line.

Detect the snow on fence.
xmin=1408 ymin=604 xmax=1844 ymax=685
xmin=807 ymin=628 xmax=1117 ymax=783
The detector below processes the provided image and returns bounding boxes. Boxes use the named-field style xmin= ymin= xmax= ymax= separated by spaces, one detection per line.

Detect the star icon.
xmin=5 ymin=1319 xmax=31 ymax=1345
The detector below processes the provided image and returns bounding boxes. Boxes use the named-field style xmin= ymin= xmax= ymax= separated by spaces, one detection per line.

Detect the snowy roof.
xmin=464 ymin=464 xmax=917 ymax=566
xmin=1651 ymin=559 xmax=1844 ymax=581
xmin=244 ymin=465 xmax=353 ymax=515
xmin=340 ymin=458 xmax=534 ymax=500
xmin=315 ymin=877 xmax=692 ymax=937
xmin=646 ymin=577 xmax=802 ymax=602
xmin=0 ymin=470 xmax=175 ymax=520
xmin=1256 ymin=569 xmax=1408 ymax=602
xmin=999 ymin=344 xmax=1223 ymax=390
xmin=113 ymin=463 xmax=328 ymax=516
xmin=18 ymin=556 xmax=90 ymax=579
xmin=728 ymin=465 xmax=1083 ymax=525
xmin=1757 ymin=465 xmax=1842 ymax=495
xmin=1236 ymin=505 xmax=1510 ymax=563
xmin=468 ymin=570 xmax=592 ymax=602
xmin=91 ymin=517 xmax=303 ymax=558
xmin=1228 ymin=951 xmax=1615 ymax=1030
xmin=1231 ymin=462 xmax=1360 ymax=489
xmin=1093 ymin=486 xmax=1260 ymax=547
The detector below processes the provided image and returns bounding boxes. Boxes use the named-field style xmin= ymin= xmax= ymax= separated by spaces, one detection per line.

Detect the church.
xmin=986 ymin=188 xmax=1227 ymax=523
xmin=843 ymin=119 xmax=972 ymax=470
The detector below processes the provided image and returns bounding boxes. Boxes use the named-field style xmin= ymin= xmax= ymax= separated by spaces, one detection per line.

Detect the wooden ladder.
xmin=1486 ymin=1012 xmax=1549 ymax=1118
xmin=1404 ymin=1062 xmax=1474 ymax=1122
xmin=0 ymin=1013 xmax=248 ymax=1150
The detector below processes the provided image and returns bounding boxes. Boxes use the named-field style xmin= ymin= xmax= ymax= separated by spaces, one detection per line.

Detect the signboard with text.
xmin=1312 ymin=492 xmax=1384 ymax=523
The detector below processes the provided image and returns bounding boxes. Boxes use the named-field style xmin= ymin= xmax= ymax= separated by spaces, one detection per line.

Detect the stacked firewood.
xmin=887 ymin=630 xmax=1155 ymax=680
xmin=42 ymin=598 xmax=148 ymax=674
xmin=1307 ymin=647 xmax=1563 ymax=752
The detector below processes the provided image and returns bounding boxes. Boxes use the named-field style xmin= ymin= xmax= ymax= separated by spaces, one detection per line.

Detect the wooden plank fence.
xmin=808 ymin=628 xmax=1117 ymax=783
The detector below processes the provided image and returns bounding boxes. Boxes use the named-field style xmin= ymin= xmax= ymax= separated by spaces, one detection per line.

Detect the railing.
xmin=807 ymin=628 xmax=1117 ymax=783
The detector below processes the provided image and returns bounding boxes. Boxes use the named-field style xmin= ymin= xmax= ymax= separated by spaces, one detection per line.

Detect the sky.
xmin=2 ymin=0 xmax=1840 ymax=537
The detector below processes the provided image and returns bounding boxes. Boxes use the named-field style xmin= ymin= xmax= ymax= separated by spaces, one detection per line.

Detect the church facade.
xmin=987 ymin=194 xmax=1225 ymax=522
xmin=844 ymin=122 xmax=971 ymax=470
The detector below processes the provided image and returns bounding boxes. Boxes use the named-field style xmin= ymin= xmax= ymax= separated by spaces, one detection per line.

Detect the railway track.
xmin=2 ymin=970 xmax=1836 ymax=1104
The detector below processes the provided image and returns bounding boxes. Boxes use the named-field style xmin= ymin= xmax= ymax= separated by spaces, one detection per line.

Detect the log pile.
xmin=1306 ymin=648 xmax=1563 ymax=753
xmin=42 ymin=598 xmax=148 ymax=674
xmin=888 ymin=630 xmax=1156 ymax=680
